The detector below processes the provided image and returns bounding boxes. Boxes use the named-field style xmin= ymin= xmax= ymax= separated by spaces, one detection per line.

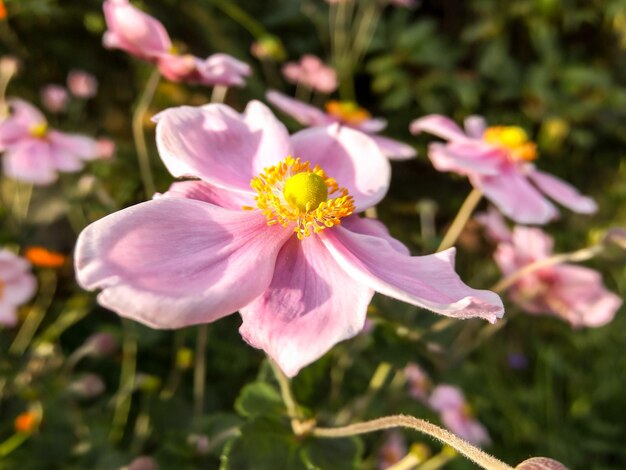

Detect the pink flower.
xmin=429 ymin=384 xmax=491 ymax=447
xmin=95 ymin=137 xmax=116 ymax=159
xmin=40 ymin=84 xmax=68 ymax=113
xmin=404 ymin=363 xmax=431 ymax=401
xmin=388 ymin=0 xmax=418 ymax=8
xmin=267 ymin=90 xmax=416 ymax=160
xmin=67 ymin=70 xmax=98 ymax=98
xmin=410 ymin=115 xmax=597 ymax=224
xmin=0 ymin=99 xmax=106 ymax=184
xmin=477 ymin=208 xmax=622 ymax=328
xmin=103 ymin=0 xmax=251 ymax=87
xmin=75 ymin=101 xmax=503 ymax=376
xmin=282 ymin=55 xmax=337 ymax=93
xmin=0 ymin=249 xmax=36 ymax=327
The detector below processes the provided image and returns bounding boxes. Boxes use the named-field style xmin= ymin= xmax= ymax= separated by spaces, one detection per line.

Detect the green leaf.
xmin=300 ymin=436 xmax=363 ymax=470
xmin=220 ymin=418 xmax=307 ymax=470
xmin=234 ymin=382 xmax=285 ymax=418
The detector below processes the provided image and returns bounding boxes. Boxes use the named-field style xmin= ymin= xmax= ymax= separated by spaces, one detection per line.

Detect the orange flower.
xmin=0 ymin=1 xmax=7 ymax=21
xmin=24 ymin=247 xmax=67 ymax=268
xmin=14 ymin=411 xmax=39 ymax=433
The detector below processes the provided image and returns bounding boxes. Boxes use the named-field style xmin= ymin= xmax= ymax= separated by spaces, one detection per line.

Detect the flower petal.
xmin=463 ymin=115 xmax=487 ymax=139
xmin=528 ymin=169 xmax=597 ymax=214
xmin=155 ymin=101 xmax=291 ymax=195
xmin=410 ymin=114 xmax=470 ymax=142
xmin=368 ymin=134 xmax=416 ymax=160
xmin=266 ymin=90 xmax=334 ymax=127
xmin=429 ymin=142 xmax=503 ymax=176
xmin=75 ymin=198 xmax=290 ymax=329
xmin=158 ymin=180 xmax=254 ymax=209
xmin=3 ymin=141 xmax=58 ymax=185
xmin=290 ymin=124 xmax=391 ymax=211
xmin=355 ymin=118 xmax=387 ymax=133
xmin=239 ymin=235 xmax=374 ymax=377
xmin=475 ymin=206 xmax=512 ymax=243
xmin=472 ymin=170 xmax=558 ymax=225
xmin=321 ymin=226 xmax=504 ymax=322
xmin=341 ymin=216 xmax=410 ymax=255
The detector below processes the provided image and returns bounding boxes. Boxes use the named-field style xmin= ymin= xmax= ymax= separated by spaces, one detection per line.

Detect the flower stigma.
xmin=483 ymin=126 xmax=537 ymax=161
xmin=29 ymin=123 xmax=48 ymax=139
xmin=244 ymin=156 xmax=355 ymax=239
xmin=325 ymin=100 xmax=371 ymax=125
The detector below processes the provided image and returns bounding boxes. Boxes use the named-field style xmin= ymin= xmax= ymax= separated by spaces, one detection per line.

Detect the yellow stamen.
xmin=325 ymin=100 xmax=371 ymax=125
xmin=247 ymin=156 xmax=355 ymax=240
xmin=483 ymin=125 xmax=537 ymax=161
xmin=29 ymin=122 xmax=48 ymax=139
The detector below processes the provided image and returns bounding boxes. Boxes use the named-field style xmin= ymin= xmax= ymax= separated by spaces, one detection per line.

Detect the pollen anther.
xmin=247 ymin=156 xmax=355 ymax=239
xmin=483 ymin=125 xmax=537 ymax=161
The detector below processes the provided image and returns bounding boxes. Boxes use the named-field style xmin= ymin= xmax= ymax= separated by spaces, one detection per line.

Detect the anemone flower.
xmin=0 ymin=99 xmax=106 ymax=185
xmin=267 ymin=90 xmax=416 ymax=160
xmin=67 ymin=70 xmax=98 ymax=98
xmin=103 ymin=0 xmax=250 ymax=87
xmin=429 ymin=384 xmax=491 ymax=447
xmin=410 ymin=115 xmax=597 ymax=224
xmin=0 ymin=249 xmax=36 ymax=327
xmin=477 ymin=207 xmax=622 ymax=327
xmin=40 ymin=84 xmax=68 ymax=114
xmin=75 ymin=101 xmax=503 ymax=376
xmin=281 ymin=55 xmax=337 ymax=94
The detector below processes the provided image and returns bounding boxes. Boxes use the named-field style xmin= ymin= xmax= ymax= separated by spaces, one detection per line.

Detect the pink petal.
xmin=49 ymin=131 xmax=99 ymax=160
xmin=429 ymin=384 xmax=466 ymax=411
xmin=429 ymin=142 xmax=503 ymax=176
xmin=8 ymin=98 xmax=47 ymax=128
xmin=266 ymin=90 xmax=334 ymax=127
xmin=463 ymin=115 xmax=487 ymax=139
xmin=103 ymin=0 xmax=171 ymax=60
xmin=367 ymin=134 xmax=416 ymax=160
xmin=475 ymin=206 xmax=512 ymax=243
xmin=290 ymin=124 xmax=391 ymax=211
xmin=355 ymin=117 xmax=387 ymax=133
xmin=158 ymin=180 xmax=254 ymax=210
xmin=75 ymin=198 xmax=291 ymax=329
xmin=156 ymin=53 xmax=197 ymax=81
xmin=239 ymin=235 xmax=374 ymax=377
xmin=197 ymin=53 xmax=251 ymax=87
xmin=528 ymin=169 xmax=597 ymax=214
xmin=548 ymin=265 xmax=622 ymax=327
xmin=3 ymin=140 xmax=58 ymax=185
xmin=320 ymin=226 xmax=504 ymax=322
xmin=341 ymin=216 xmax=410 ymax=255
xmin=440 ymin=410 xmax=491 ymax=447
xmin=0 ymin=303 xmax=18 ymax=327
xmin=409 ymin=114 xmax=471 ymax=142
xmin=3 ymin=272 xmax=37 ymax=305
xmin=155 ymin=101 xmax=291 ymax=195
xmin=510 ymin=226 xmax=553 ymax=261
xmin=472 ymin=170 xmax=558 ymax=225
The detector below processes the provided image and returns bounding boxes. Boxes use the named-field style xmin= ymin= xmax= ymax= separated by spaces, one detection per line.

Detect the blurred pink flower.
xmin=388 ymin=0 xmax=418 ymax=8
xmin=40 ymin=84 xmax=68 ymax=113
xmin=82 ymin=332 xmax=118 ymax=357
xmin=0 ymin=249 xmax=36 ymax=327
xmin=429 ymin=384 xmax=491 ymax=447
xmin=282 ymin=55 xmax=337 ymax=93
xmin=75 ymin=101 xmax=503 ymax=377
xmin=267 ymin=90 xmax=416 ymax=160
xmin=410 ymin=115 xmax=597 ymax=224
xmin=0 ymin=99 xmax=107 ymax=184
xmin=477 ymin=208 xmax=622 ymax=328
xmin=103 ymin=0 xmax=250 ymax=87
xmin=67 ymin=70 xmax=98 ymax=98
xmin=404 ymin=363 xmax=431 ymax=401
xmin=68 ymin=374 xmax=106 ymax=399
xmin=96 ymin=137 xmax=116 ymax=159
xmin=378 ymin=431 xmax=407 ymax=469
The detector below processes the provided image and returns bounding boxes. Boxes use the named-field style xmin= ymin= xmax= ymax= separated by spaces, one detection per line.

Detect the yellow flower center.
xmin=0 ymin=280 xmax=4 ymax=301
xmin=244 ymin=156 xmax=355 ymax=240
xmin=29 ymin=123 xmax=48 ymax=139
xmin=325 ymin=100 xmax=371 ymax=125
xmin=483 ymin=125 xmax=537 ymax=161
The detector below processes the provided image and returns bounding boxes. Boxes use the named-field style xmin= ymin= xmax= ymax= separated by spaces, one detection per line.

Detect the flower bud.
xmin=83 ymin=332 xmax=118 ymax=357
xmin=127 ymin=456 xmax=158 ymax=470
xmin=68 ymin=374 xmax=105 ymax=399
xmin=515 ymin=457 xmax=569 ymax=470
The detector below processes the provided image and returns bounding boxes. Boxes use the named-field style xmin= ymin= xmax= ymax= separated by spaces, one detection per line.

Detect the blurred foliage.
xmin=0 ymin=0 xmax=625 ymax=469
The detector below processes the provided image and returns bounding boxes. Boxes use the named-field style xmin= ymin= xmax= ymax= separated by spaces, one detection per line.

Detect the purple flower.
xmin=410 ymin=115 xmax=597 ymax=224
xmin=40 ymin=84 xmax=68 ymax=113
xmin=75 ymin=101 xmax=503 ymax=376
xmin=267 ymin=90 xmax=416 ymax=160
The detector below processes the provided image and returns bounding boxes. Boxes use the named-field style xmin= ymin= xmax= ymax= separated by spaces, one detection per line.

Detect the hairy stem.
xmin=437 ymin=188 xmax=482 ymax=252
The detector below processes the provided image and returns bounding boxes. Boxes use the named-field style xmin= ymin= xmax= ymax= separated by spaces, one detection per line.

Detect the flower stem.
xmin=312 ymin=415 xmax=513 ymax=470
xmin=132 ymin=67 xmax=160 ymax=198
xmin=491 ymin=244 xmax=605 ymax=293
xmin=9 ymin=270 xmax=57 ymax=356
xmin=437 ymin=188 xmax=482 ymax=252
xmin=210 ymin=85 xmax=229 ymax=104
xmin=209 ymin=0 xmax=267 ymax=38
xmin=268 ymin=358 xmax=306 ymax=435
xmin=110 ymin=319 xmax=137 ymax=442
xmin=193 ymin=324 xmax=208 ymax=415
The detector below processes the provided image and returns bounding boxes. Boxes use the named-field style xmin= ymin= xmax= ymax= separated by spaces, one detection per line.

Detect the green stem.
xmin=210 ymin=85 xmax=229 ymax=104
xmin=209 ymin=0 xmax=267 ymax=38
xmin=110 ymin=320 xmax=137 ymax=442
xmin=312 ymin=415 xmax=513 ymax=470
xmin=132 ymin=67 xmax=160 ymax=198
xmin=9 ymin=270 xmax=58 ymax=356
xmin=0 ymin=433 xmax=29 ymax=458
xmin=268 ymin=358 xmax=306 ymax=435
xmin=437 ymin=188 xmax=483 ymax=252
xmin=193 ymin=325 xmax=208 ymax=415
